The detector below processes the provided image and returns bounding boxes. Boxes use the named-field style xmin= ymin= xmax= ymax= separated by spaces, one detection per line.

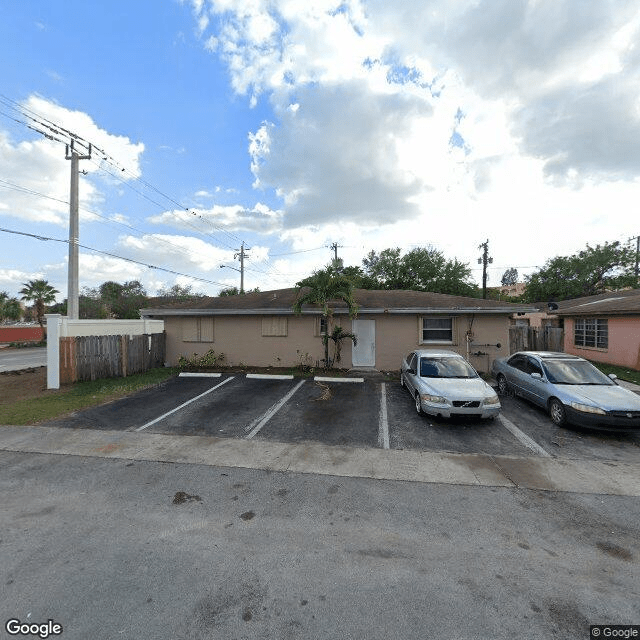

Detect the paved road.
xmin=1 ymin=447 xmax=638 ymax=640
xmin=0 ymin=346 xmax=47 ymax=372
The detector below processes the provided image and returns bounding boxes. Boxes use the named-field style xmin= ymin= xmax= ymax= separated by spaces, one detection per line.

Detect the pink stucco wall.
xmin=563 ymin=316 xmax=640 ymax=370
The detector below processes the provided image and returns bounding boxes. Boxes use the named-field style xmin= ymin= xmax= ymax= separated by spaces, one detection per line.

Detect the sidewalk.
xmin=1 ymin=424 xmax=639 ymax=497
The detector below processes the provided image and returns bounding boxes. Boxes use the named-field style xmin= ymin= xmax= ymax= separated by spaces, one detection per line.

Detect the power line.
xmin=0 ymin=227 xmax=230 ymax=288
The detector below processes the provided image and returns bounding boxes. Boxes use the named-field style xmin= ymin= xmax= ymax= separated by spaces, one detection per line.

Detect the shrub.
xmin=178 ymin=349 xmax=226 ymax=369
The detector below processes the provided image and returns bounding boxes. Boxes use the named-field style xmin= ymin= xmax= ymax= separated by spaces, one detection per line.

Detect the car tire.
xmin=496 ymin=374 xmax=509 ymax=395
xmin=415 ymin=393 xmax=424 ymax=416
xmin=549 ymin=398 xmax=566 ymax=427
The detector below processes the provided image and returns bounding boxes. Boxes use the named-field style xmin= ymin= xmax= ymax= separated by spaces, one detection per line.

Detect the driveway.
xmin=0 ymin=346 xmax=47 ymax=372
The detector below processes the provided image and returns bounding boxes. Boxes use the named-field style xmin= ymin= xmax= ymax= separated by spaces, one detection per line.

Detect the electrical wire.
xmin=0 ymin=226 xmax=230 ymax=288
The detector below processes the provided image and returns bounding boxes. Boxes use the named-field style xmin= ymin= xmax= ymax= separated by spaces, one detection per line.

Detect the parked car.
xmin=491 ymin=351 xmax=640 ymax=430
xmin=400 ymin=349 xmax=501 ymax=420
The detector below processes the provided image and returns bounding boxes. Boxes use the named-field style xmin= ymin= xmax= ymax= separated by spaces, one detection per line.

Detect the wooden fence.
xmin=509 ymin=325 xmax=564 ymax=354
xmin=59 ymin=332 xmax=166 ymax=384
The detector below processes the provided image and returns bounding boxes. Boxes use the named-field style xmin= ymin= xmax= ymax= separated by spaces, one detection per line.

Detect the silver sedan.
xmin=400 ymin=349 xmax=501 ymax=420
xmin=491 ymin=351 xmax=640 ymax=430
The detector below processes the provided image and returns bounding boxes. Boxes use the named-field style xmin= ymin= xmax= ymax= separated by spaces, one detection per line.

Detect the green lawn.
xmin=0 ymin=367 xmax=180 ymax=426
xmin=590 ymin=361 xmax=640 ymax=386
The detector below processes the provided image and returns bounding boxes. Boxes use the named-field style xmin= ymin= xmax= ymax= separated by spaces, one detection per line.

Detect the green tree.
xmin=19 ymin=279 xmax=59 ymax=336
xmin=0 ymin=292 xmax=22 ymax=322
xmin=156 ymin=284 xmax=205 ymax=301
xmin=293 ymin=268 xmax=359 ymax=369
xmin=362 ymin=247 xmax=477 ymax=296
xmin=501 ymin=268 xmax=519 ymax=286
xmin=324 ymin=325 xmax=358 ymax=366
xmin=99 ymin=280 xmax=148 ymax=319
xmin=218 ymin=286 xmax=260 ymax=296
xmin=523 ymin=241 xmax=637 ymax=302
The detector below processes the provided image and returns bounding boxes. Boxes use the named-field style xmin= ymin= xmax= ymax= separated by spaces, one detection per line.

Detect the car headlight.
xmin=570 ymin=402 xmax=606 ymax=415
xmin=483 ymin=394 xmax=500 ymax=405
xmin=420 ymin=394 xmax=447 ymax=404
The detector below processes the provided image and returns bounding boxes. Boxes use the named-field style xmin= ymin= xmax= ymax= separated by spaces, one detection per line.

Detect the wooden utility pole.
xmin=478 ymin=239 xmax=493 ymax=299
xmin=65 ymin=140 xmax=92 ymax=319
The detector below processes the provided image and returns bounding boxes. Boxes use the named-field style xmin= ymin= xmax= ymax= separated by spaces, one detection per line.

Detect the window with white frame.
xmin=574 ymin=318 xmax=608 ymax=349
xmin=182 ymin=317 xmax=214 ymax=342
xmin=421 ymin=317 xmax=454 ymax=343
xmin=315 ymin=316 xmax=328 ymax=336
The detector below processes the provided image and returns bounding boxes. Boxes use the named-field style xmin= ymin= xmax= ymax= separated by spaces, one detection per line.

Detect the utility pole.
xmin=477 ymin=239 xmax=493 ymax=299
xmin=329 ymin=242 xmax=343 ymax=270
xmin=65 ymin=140 xmax=92 ymax=319
xmin=234 ymin=242 xmax=250 ymax=293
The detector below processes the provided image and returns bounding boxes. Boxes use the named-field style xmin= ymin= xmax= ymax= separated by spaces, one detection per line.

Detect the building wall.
xmin=0 ymin=326 xmax=43 ymax=343
xmin=563 ymin=316 xmax=640 ymax=370
xmin=163 ymin=312 xmax=510 ymax=373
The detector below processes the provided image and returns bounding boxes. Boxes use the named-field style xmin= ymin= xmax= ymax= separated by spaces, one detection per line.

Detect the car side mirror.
xmin=530 ymin=372 xmax=544 ymax=381
xmin=408 ymin=368 xmax=416 ymax=375
xmin=608 ymin=373 xmax=618 ymax=382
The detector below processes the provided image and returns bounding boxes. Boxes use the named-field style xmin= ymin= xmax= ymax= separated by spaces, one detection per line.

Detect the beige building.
xmin=142 ymin=288 xmax=537 ymax=373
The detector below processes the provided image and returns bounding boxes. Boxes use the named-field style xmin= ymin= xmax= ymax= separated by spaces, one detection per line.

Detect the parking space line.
xmin=497 ymin=414 xmax=552 ymax=458
xmin=246 ymin=373 xmax=294 ymax=380
xmin=314 ymin=376 xmax=364 ymax=383
xmin=134 ymin=376 xmax=235 ymax=432
xmin=178 ymin=372 xmax=222 ymax=377
xmin=245 ymin=379 xmax=306 ymax=440
xmin=378 ymin=382 xmax=390 ymax=449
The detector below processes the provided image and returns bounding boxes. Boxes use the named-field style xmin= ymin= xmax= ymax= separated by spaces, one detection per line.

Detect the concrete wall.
xmin=163 ymin=313 xmax=510 ymax=373
xmin=0 ymin=326 xmax=43 ymax=343
xmin=563 ymin=316 xmax=640 ymax=370
xmin=56 ymin=317 xmax=164 ymax=337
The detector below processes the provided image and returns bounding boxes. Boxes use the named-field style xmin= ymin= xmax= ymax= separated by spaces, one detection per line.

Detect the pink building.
xmin=552 ymin=290 xmax=640 ymax=370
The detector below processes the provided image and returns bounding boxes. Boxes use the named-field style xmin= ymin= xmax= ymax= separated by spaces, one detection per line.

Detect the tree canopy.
xmin=501 ymin=268 xmax=519 ymax=287
xmin=361 ymin=247 xmax=477 ymax=296
xmin=19 ymin=279 xmax=59 ymax=333
xmin=523 ymin=241 xmax=637 ymax=302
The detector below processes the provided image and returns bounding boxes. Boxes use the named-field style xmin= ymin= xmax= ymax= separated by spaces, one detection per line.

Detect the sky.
xmin=1 ymin=0 xmax=639 ymax=303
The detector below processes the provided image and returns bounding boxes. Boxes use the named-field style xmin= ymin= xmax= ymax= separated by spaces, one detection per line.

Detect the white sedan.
xmin=401 ymin=349 xmax=501 ymax=420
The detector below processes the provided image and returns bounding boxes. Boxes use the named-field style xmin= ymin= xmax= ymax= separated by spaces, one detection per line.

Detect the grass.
xmin=0 ymin=367 xmax=180 ymax=426
xmin=589 ymin=361 xmax=640 ymax=386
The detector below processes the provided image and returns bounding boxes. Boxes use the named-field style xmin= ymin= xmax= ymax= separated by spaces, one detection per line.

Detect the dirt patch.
xmin=0 ymin=367 xmax=58 ymax=405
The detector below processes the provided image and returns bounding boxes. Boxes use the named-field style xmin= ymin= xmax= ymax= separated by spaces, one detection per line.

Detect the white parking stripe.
xmin=134 ymin=376 xmax=235 ymax=432
xmin=246 ymin=373 xmax=294 ymax=380
xmin=314 ymin=376 xmax=364 ymax=383
xmin=178 ymin=372 xmax=222 ymax=377
xmin=245 ymin=379 xmax=306 ymax=439
xmin=497 ymin=414 xmax=552 ymax=458
xmin=378 ymin=382 xmax=390 ymax=449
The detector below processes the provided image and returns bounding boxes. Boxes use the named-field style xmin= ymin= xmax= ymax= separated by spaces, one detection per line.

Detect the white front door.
xmin=351 ymin=319 xmax=375 ymax=367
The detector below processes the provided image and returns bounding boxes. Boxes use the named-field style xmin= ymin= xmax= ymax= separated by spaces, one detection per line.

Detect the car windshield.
xmin=542 ymin=359 xmax=615 ymax=386
xmin=419 ymin=357 xmax=478 ymax=379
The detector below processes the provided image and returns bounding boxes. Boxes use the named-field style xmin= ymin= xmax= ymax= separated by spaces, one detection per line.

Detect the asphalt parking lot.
xmin=41 ymin=372 xmax=640 ymax=464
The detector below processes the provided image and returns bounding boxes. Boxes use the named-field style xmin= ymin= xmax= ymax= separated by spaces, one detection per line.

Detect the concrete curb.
xmin=1 ymin=424 xmax=639 ymax=497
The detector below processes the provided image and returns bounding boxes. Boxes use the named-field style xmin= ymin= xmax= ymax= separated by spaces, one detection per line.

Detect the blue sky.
xmin=1 ymin=0 xmax=639 ymax=301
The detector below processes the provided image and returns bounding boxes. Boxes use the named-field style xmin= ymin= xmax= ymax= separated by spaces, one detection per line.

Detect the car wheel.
xmin=496 ymin=374 xmax=509 ymax=395
xmin=415 ymin=393 xmax=424 ymax=416
xmin=549 ymin=398 xmax=566 ymax=426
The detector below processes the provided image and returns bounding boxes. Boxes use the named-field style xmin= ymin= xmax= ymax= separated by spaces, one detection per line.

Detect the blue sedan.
xmin=491 ymin=351 xmax=640 ymax=430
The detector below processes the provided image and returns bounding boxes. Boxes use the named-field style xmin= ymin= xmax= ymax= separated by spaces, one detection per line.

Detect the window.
xmin=182 ymin=317 xmax=214 ymax=342
xmin=261 ymin=316 xmax=288 ymax=337
xmin=574 ymin=318 xmax=608 ymax=349
xmin=315 ymin=316 xmax=328 ymax=336
xmin=421 ymin=317 xmax=454 ymax=343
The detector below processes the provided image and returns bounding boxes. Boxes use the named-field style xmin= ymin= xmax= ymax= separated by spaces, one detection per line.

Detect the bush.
xmin=178 ymin=349 xmax=226 ymax=369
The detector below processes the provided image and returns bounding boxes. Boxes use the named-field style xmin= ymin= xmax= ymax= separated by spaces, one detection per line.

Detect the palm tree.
xmin=19 ymin=279 xmax=59 ymax=338
xmin=325 ymin=325 xmax=358 ymax=366
xmin=293 ymin=268 xmax=358 ymax=368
